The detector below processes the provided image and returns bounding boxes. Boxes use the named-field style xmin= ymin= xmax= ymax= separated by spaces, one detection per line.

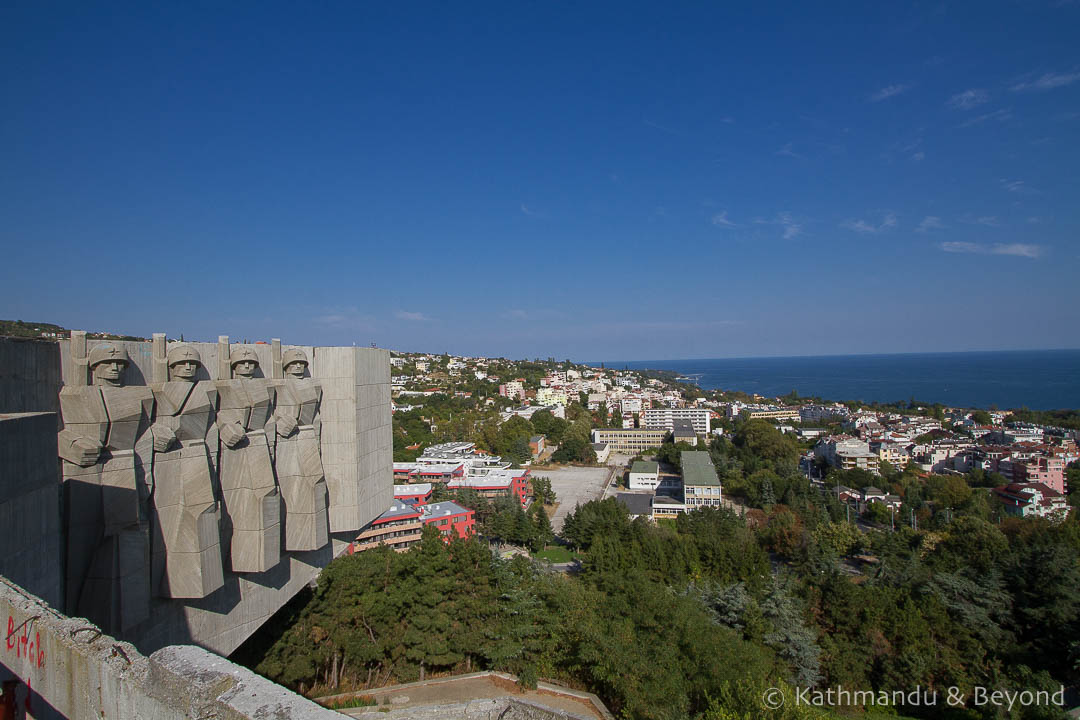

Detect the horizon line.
xmin=581 ymin=347 xmax=1080 ymax=366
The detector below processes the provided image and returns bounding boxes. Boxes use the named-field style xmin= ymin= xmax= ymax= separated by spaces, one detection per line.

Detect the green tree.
xmin=529 ymin=502 xmax=553 ymax=552
xmin=531 ymin=476 xmax=556 ymax=505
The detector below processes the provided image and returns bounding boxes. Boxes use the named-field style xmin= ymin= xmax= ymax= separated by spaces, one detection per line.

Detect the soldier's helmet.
xmin=166 ymin=344 xmax=202 ymax=367
xmin=282 ymin=348 xmax=309 ymax=370
xmin=229 ymin=346 xmax=260 ymax=368
xmin=88 ymin=344 xmax=130 ymax=369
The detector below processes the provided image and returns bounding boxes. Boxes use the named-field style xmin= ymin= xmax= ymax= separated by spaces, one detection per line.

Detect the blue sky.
xmin=2 ymin=2 xmax=1078 ymax=361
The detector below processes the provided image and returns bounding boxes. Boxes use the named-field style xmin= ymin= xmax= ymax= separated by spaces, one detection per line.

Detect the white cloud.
xmin=947 ymin=89 xmax=989 ymax=109
xmin=1027 ymin=216 xmax=1042 ymax=224
xmin=314 ymin=306 xmax=375 ymax=330
xmin=774 ymin=142 xmax=803 ymax=159
xmin=779 ymin=213 xmax=802 ymax=239
xmin=1011 ymin=71 xmax=1080 ymax=92
xmin=501 ymin=309 xmax=528 ymax=320
xmin=958 ymin=108 xmax=1012 ymax=128
xmin=941 ymin=242 xmax=1043 ymax=258
xmin=941 ymin=241 xmax=982 ymax=254
xmin=992 ymin=243 xmax=1043 ymax=258
xmin=870 ymin=84 xmax=911 ymax=102
xmin=960 ymin=214 xmax=1000 ymax=227
xmin=841 ymin=213 xmax=897 ymax=234
xmin=711 ymin=211 xmax=736 ymax=227
xmin=912 ymin=151 xmax=925 ymax=162
xmin=520 ymin=203 xmax=542 ymax=217
xmin=395 ymin=310 xmax=431 ymax=322
xmin=753 ymin=212 xmax=803 ymax=239
xmin=916 ymin=216 xmax=945 ymax=232
xmin=1000 ymin=178 xmax=1037 ymax=195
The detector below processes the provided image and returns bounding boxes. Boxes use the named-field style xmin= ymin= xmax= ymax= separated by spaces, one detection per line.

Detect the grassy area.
xmin=320 ymin=694 xmax=377 ymax=710
xmin=533 ymin=545 xmax=579 ymax=563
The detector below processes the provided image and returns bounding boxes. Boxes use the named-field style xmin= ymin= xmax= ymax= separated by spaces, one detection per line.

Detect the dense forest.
xmin=241 ymin=420 xmax=1080 ymax=719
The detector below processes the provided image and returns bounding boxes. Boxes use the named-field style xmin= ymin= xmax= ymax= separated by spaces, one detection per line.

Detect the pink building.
xmin=1009 ymin=455 xmax=1065 ymax=494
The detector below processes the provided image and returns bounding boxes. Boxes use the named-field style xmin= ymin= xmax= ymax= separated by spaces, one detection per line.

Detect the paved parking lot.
xmin=532 ymin=465 xmax=613 ymax=532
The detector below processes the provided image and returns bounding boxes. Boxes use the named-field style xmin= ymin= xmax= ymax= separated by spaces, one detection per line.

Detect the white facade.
xmin=628 ymin=462 xmax=661 ymax=490
xmin=643 ymin=408 xmax=712 ymax=435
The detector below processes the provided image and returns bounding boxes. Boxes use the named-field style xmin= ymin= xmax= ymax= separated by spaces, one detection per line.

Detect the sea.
xmin=591 ymin=350 xmax=1080 ymax=411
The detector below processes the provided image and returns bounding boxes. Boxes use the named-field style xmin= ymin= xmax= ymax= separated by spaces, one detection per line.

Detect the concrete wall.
xmin=0 ymin=338 xmax=62 ymax=415
xmin=313 ymin=346 xmax=393 ymax=535
xmin=0 ymin=412 xmax=62 ymax=609
xmin=0 ymin=337 xmax=392 ymax=658
xmin=0 ymin=576 xmax=341 ymax=720
xmin=349 ymin=698 xmax=595 ymax=720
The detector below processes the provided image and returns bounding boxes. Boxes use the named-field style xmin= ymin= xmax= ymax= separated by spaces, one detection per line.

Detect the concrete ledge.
xmin=0 ymin=575 xmax=340 ymax=720
xmin=319 ymin=670 xmax=613 ymax=720
xmin=346 ymin=697 xmax=594 ymax=720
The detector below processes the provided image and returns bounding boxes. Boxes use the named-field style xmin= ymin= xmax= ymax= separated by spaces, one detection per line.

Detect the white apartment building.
xmin=536 ymin=387 xmax=569 ymax=407
xmin=500 ymin=381 xmax=524 ymax=400
xmin=643 ymin=408 xmax=712 ymax=435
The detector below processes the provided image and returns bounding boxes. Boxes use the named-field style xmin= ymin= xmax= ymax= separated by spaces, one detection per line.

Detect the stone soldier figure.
xmin=57 ymin=344 xmax=153 ymax=633
xmin=271 ymin=348 xmax=329 ymax=551
xmin=215 ymin=346 xmax=281 ymax=572
xmin=148 ymin=344 xmax=225 ymax=598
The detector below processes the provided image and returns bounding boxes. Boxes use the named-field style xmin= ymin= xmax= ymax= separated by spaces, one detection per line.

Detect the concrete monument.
xmin=148 ymin=344 xmax=225 ymax=598
xmin=57 ymin=341 xmax=152 ymax=633
xmin=272 ymin=348 xmax=329 ymax=551
xmin=215 ymin=342 xmax=281 ymax=572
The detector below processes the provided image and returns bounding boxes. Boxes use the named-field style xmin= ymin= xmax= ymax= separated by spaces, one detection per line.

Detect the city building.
xmin=615 ymin=492 xmax=652 ymax=520
xmin=535 ymin=387 xmax=569 ymax=407
xmin=740 ymin=407 xmax=801 ymax=421
xmin=448 ymin=468 xmax=531 ymax=507
xmin=529 ymin=435 xmax=546 ymax=457
xmin=650 ymin=494 xmax=688 ymax=520
xmin=874 ymin=440 xmax=911 ymax=469
xmin=393 ymin=483 xmax=433 ymax=504
xmin=499 ymin=380 xmax=524 ymax=400
xmin=1003 ymin=454 xmax=1066 ymax=494
xmin=351 ymin=503 xmax=424 ymax=553
xmin=591 ymin=442 xmax=611 ymax=464
xmin=418 ymin=442 xmax=510 ymax=475
xmin=590 ymin=428 xmax=668 ymax=453
xmin=628 ymin=460 xmax=660 ymax=490
xmin=421 ymin=501 xmax=476 ymax=540
xmin=681 ymin=450 xmax=722 ymax=508
xmin=672 ymin=418 xmax=698 ymax=446
xmin=643 ymin=407 xmax=712 ymax=435
xmin=800 ymin=404 xmax=851 ymax=423
xmin=993 ymin=483 xmax=1069 ymax=520
xmin=816 ymin=436 xmax=881 ymax=474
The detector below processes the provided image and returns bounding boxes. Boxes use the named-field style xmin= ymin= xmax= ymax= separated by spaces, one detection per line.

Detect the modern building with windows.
xmin=448 ymin=468 xmax=531 ymax=507
xmin=393 ymin=483 xmax=433 ymax=504
xmin=681 ymin=450 xmax=722 ymax=508
xmin=643 ymin=408 xmax=712 ymax=435
xmin=421 ymin=501 xmax=476 ymax=540
xmin=350 ymin=503 xmax=425 ymax=553
xmin=628 ymin=460 xmax=660 ymax=490
xmin=590 ymin=428 xmax=667 ymax=453
xmin=993 ymin=482 xmax=1069 ymax=520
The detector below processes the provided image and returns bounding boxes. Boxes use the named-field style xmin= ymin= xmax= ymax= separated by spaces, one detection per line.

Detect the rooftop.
xmin=422 ymin=501 xmax=472 ymax=518
xmin=615 ymin=492 xmax=652 ymax=516
xmin=630 ymin=460 xmax=659 ymax=474
xmin=394 ymin=483 xmax=433 ymax=496
xmin=681 ymin=451 xmax=721 ymax=487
